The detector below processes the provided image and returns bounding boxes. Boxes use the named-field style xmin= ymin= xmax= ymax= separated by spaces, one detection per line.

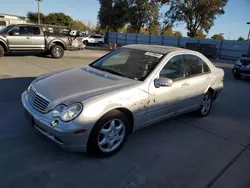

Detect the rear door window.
xmin=160 ymin=55 xmax=186 ymax=80
xmin=31 ymin=27 xmax=41 ymax=35
xmin=184 ymin=55 xmax=210 ymax=77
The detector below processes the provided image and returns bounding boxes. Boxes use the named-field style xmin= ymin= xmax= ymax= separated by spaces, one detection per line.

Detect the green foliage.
xmin=211 ymin=34 xmax=224 ymax=40
xmin=27 ymin=12 xmax=73 ymax=26
xmin=146 ymin=2 xmax=160 ymax=34
xmin=98 ymin=0 xmax=161 ymax=33
xmin=161 ymin=25 xmax=174 ymax=36
xmin=173 ymin=31 xmax=182 ymax=37
xmin=44 ymin=13 xmax=73 ymax=26
xmin=195 ymin=30 xmax=207 ymax=39
xmin=163 ymin=0 xmax=228 ymax=37
xmin=98 ymin=0 xmax=129 ymax=32
xmin=238 ymin=36 xmax=245 ymax=41
xmin=69 ymin=21 xmax=90 ymax=31
xmin=27 ymin=12 xmax=46 ymax=23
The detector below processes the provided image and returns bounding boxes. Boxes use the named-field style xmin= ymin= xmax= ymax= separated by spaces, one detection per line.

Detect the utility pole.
xmin=36 ymin=0 xmax=43 ymax=24
xmin=247 ymin=22 xmax=250 ymax=41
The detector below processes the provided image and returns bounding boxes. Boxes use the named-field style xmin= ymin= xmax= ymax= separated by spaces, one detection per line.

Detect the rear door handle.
xmin=26 ymin=37 xmax=31 ymax=39
xmin=181 ymin=82 xmax=190 ymax=88
xmin=206 ymin=77 xmax=212 ymax=80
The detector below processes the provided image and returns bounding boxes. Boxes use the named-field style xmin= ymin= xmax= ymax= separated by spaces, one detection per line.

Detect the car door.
xmin=7 ymin=26 xmax=33 ymax=50
xmin=29 ymin=26 xmax=45 ymax=50
xmin=147 ymin=55 xmax=191 ymax=124
xmin=183 ymin=54 xmax=212 ymax=107
xmin=89 ymin=35 xmax=96 ymax=43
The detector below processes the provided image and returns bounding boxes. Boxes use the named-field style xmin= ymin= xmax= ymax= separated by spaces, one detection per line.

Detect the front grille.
xmin=28 ymin=87 xmax=50 ymax=113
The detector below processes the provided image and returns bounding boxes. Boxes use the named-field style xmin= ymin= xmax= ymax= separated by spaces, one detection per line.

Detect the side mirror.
xmin=154 ymin=78 xmax=173 ymax=88
xmin=242 ymin=54 xmax=247 ymax=57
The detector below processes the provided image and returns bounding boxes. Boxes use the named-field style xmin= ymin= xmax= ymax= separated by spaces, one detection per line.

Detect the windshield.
xmin=89 ymin=48 xmax=163 ymax=81
xmin=0 ymin=25 xmax=14 ymax=34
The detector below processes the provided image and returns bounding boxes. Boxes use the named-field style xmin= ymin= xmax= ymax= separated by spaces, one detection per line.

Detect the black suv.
xmin=232 ymin=53 xmax=250 ymax=79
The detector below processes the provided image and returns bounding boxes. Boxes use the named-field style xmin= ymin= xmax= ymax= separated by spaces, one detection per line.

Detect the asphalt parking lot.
xmin=0 ymin=50 xmax=250 ymax=188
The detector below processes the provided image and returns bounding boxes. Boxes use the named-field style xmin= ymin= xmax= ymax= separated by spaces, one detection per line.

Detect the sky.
xmin=1 ymin=0 xmax=250 ymax=40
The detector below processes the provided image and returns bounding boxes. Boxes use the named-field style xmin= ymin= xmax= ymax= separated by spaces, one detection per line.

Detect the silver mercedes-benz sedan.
xmin=22 ymin=44 xmax=224 ymax=157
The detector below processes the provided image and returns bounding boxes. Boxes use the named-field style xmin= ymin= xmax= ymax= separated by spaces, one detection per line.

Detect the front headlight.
xmin=52 ymin=103 xmax=83 ymax=122
xmin=236 ymin=59 xmax=243 ymax=66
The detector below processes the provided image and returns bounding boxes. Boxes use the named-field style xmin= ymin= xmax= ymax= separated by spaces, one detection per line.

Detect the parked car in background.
xmin=81 ymin=34 xmax=104 ymax=46
xmin=233 ymin=53 xmax=250 ymax=79
xmin=0 ymin=24 xmax=72 ymax=58
xmin=22 ymin=45 xmax=224 ymax=157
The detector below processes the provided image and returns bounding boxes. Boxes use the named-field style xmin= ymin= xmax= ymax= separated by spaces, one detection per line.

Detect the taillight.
xmin=68 ymin=38 xmax=72 ymax=45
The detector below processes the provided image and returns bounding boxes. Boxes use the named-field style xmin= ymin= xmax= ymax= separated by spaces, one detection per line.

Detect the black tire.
xmin=51 ymin=45 xmax=64 ymax=59
xmin=0 ymin=45 xmax=4 ymax=58
xmin=232 ymin=68 xmax=241 ymax=79
xmin=196 ymin=91 xmax=213 ymax=117
xmin=87 ymin=110 xmax=130 ymax=157
xmin=98 ymin=41 xmax=103 ymax=46
xmin=83 ymin=40 xmax=88 ymax=46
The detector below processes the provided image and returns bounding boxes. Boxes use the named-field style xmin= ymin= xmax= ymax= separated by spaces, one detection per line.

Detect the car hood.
xmin=32 ymin=66 xmax=138 ymax=106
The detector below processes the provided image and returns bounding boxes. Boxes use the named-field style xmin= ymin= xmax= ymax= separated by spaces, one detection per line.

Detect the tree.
xmin=98 ymin=0 xmax=113 ymax=31
xmin=211 ymin=34 xmax=224 ymax=40
xmin=238 ymin=36 xmax=245 ymax=41
xmin=195 ymin=30 xmax=207 ymax=39
xmin=69 ymin=21 xmax=90 ymax=31
xmin=27 ymin=12 xmax=46 ymax=23
xmin=173 ymin=31 xmax=182 ymax=37
xmin=162 ymin=0 xmax=228 ymax=37
xmin=110 ymin=0 xmax=129 ymax=31
xmin=146 ymin=2 xmax=160 ymax=34
xmin=98 ymin=0 xmax=129 ymax=32
xmin=161 ymin=25 xmax=174 ymax=36
xmin=44 ymin=13 xmax=73 ymax=26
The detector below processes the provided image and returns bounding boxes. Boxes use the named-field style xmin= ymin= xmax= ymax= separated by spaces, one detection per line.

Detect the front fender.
xmin=76 ymin=88 xmax=149 ymax=127
xmin=0 ymin=36 xmax=8 ymax=51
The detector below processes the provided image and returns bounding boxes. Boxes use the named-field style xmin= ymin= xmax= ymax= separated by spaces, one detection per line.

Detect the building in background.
xmin=0 ymin=13 xmax=28 ymax=29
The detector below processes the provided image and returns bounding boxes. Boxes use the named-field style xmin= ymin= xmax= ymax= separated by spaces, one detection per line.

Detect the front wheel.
xmin=87 ymin=110 xmax=130 ymax=157
xmin=83 ymin=40 xmax=88 ymax=46
xmin=232 ymin=68 xmax=241 ymax=79
xmin=0 ymin=45 xmax=4 ymax=58
xmin=196 ymin=92 xmax=213 ymax=117
xmin=51 ymin=45 xmax=64 ymax=59
xmin=98 ymin=41 xmax=103 ymax=46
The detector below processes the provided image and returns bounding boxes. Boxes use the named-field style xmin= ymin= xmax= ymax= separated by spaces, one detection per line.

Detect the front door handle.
xmin=181 ymin=82 xmax=190 ymax=88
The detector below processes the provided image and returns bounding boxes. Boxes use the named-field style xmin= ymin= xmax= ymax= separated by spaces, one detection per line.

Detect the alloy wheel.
xmin=97 ymin=119 xmax=126 ymax=153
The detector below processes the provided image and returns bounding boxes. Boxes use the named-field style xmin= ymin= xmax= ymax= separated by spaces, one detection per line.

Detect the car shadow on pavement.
xmin=4 ymin=52 xmax=53 ymax=59
xmin=0 ymin=77 xmax=35 ymax=102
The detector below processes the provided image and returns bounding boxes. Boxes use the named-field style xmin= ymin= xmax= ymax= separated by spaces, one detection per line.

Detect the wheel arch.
xmin=0 ymin=40 xmax=8 ymax=52
xmin=49 ymin=40 xmax=66 ymax=50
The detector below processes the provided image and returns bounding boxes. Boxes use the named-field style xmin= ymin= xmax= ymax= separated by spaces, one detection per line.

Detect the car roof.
xmin=123 ymin=44 xmax=194 ymax=55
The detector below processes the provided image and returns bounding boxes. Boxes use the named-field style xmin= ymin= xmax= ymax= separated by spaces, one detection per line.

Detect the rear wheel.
xmin=0 ymin=45 xmax=4 ymax=58
xmin=51 ymin=45 xmax=64 ymax=59
xmin=196 ymin=91 xmax=213 ymax=117
xmin=87 ymin=110 xmax=130 ymax=157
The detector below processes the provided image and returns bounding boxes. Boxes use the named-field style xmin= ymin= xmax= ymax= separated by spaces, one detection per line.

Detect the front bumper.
xmin=233 ymin=65 xmax=250 ymax=76
xmin=21 ymin=91 xmax=91 ymax=152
